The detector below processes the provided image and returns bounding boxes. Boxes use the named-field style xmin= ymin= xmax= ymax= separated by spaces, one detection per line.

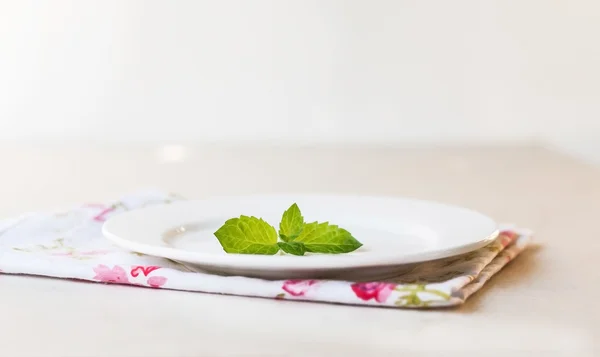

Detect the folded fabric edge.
xmin=452 ymin=232 xmax=533 ymax=303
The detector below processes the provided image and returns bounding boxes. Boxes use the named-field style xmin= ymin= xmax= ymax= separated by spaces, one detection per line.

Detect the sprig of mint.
xmin=213 ymin=203 xmax=363 ymax=256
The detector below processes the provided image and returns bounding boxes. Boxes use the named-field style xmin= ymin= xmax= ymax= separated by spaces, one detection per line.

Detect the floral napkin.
xmin=0 ymin=191 xmax=532 ymax=308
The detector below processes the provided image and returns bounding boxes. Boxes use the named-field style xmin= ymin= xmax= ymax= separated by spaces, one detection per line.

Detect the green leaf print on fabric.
xmin=394 ymin=285 xmax=451 ymax=307
xmin=12 ymin=238 xmax=111 ymax=260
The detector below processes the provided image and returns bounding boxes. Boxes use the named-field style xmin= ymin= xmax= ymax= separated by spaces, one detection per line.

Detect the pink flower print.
xmin=93 ymin=265 xmax=129 ymax=284
xmin=282 ymin=280 xmax=318 ymax=296
xmin=130 ymin=266 xmax=166 ymax=288
xmin=83 ymin=204 xmax=114 ymax=222
xmin=499 ymin=230 xmax=518 ymax=247
xmin=499 ymin=230 xmax=517 ymax=239
xmin=147 ymin=276 xmax=167 ymax=288
xmin=130 ymin=266 xmax=161 ymax=277
xmin=351 ymin=282 xmax=396 ymax=303
xmin=93 ymin=207 xmax=115 ymax=222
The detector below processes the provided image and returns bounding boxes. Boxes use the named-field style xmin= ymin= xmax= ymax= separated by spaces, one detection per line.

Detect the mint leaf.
xmin=214 ymin=215 xmax=279 ymax=255
xmin=277 ymin=241 xmax=307 ymax=256
xmin=214 ymin=204 xmax=364 ymax=256
xmin=279 ymin=203 xmax=304 ymax=242
xmin=295 ymin=222 xmax=362 ymax=254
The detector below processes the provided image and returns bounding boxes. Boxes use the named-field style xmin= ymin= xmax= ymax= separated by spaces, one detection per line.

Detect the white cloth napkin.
xmin=0 ymin=191 xmax=532 ymax=308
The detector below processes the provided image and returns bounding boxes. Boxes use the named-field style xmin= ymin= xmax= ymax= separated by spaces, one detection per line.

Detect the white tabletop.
xmin=0 ymin=144 xmax=598 ymax=356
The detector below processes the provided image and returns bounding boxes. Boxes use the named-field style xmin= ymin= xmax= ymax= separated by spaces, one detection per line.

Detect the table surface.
xmin=0 ymin=144 xmax=598 ymax=357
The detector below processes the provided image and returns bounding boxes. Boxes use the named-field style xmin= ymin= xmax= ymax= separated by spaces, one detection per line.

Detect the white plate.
xmin=102 ymin=195 xmax=498 ymax=279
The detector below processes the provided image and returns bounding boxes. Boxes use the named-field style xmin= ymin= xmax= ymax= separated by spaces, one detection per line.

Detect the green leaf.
xmin=295 ymin=222 xmax=363 ymax=254
xmin=277 ymin=241 xmax=307 ymax=256
xmin=214 ymin=216 xmax=280 ymax=255
xmin=278 ymin=203 xmax=304 ymax=242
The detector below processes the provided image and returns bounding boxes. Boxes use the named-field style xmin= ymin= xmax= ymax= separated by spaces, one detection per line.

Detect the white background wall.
xmin=1 ymin=1 xmax=598 ymax=159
